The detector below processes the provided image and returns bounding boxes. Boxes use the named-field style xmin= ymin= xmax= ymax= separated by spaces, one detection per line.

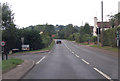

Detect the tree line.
xmin=1 ymin=3 xmax=55 ymax=53
xmin=56 ymin=23 xmax=97 ymax=44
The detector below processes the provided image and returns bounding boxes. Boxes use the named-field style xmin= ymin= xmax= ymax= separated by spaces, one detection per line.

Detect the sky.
xmin=1 ymin=0 xmax=120 ymax=28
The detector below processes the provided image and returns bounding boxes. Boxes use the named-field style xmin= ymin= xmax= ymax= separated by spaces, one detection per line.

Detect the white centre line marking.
xmin=81 ymin=59 xmax=90 ymax=65
xmin=93 ymin=68 xmax=113 ymax=81
xmin=36 ymin=56 xmax=46 ymax=64
xmin=75 ymin=54 xmax=80 ymax=58
xmin=72 ymin=52 xmax=74 ymax=54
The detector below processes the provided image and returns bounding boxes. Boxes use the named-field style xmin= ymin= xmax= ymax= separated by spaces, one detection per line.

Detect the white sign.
xmin=22 ymin=45 xmax=29 ymax=48
xmin=22 ymin=45 xmax=30 ymax=51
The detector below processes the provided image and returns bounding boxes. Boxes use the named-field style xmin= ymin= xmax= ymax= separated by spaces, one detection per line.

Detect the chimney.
xmin=94 ymin=17 xmax=97 ymax=28
xmin=93 ymin=17 xmax=98 ymax=36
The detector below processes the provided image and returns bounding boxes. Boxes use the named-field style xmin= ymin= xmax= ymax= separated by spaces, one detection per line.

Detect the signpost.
xmin=116 ymin=31 xmax=120 ymax=47
xmin=0 ymin=41 xmax=5 ymax=46
xmin=1 ymin=41 xmax=5 ymax=60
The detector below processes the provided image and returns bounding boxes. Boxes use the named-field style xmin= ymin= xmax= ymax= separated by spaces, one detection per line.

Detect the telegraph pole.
xmin=101 ymin=1 xmax=104 ymax=47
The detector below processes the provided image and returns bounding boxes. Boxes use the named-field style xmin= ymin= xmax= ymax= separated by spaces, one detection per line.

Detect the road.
xmin=10 ymin=40 xmax=118 ymax=80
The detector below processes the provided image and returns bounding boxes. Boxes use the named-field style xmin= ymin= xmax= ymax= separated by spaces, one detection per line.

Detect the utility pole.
xmin=97 ymin=28 xmax=100 ymax=46
xmin=0 ymin=3 xmax=2 ymax=81
xmin=101 ymin=1 xmax=104 ymax=47
xmin=118 ymin=1 xmax=120 ymax=13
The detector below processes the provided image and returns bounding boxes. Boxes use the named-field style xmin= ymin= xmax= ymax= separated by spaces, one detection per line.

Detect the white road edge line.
xmin=93 ymin=68 xmax=113 ymax=81
xmin=81 ymin=59 xmax=90 ymax=65
xmin=36 ymin=56 xmax=46 ymax=64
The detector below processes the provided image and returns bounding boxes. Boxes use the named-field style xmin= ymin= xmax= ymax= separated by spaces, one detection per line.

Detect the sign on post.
xmin=22 ymin=45 xmax=30 ymax=51
xmin=0 ymin=41 xmax=5 ymax=46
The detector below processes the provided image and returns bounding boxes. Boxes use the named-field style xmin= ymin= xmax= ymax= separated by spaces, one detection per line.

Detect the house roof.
xmin=97 ymin=22 xmax=111 ymax=28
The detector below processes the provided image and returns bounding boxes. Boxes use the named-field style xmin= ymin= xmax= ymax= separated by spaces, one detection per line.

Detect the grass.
xmin=11 ymin=40 xmax=55 ymax=55
xmin=90 ymin=45 xmax=118 ymax=52
xmin=79 ymin=43 xmax=89 ymax=45
xmin=2 ymin=58 xmax=24 ymax=72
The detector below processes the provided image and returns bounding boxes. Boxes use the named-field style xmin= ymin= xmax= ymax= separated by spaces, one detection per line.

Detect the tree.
xmin=2 ymin=2 xmax=14 ymax=29
xmin=83 ymin=23 xmax=91 ymax=35
xmin=64 ymin=24 xmax=78 ymax=38
xmin=20 ymin=29 xmax=43 ymax=50
xmin=44 ymin=24 xmax=55 ymax=36
xmin=108 ymin=13 xmax=120 ymax=28
xmin=2 ymin=3 xmax=20 ymax=53
xmin=2 ymin=24 xmax=21 ymax=52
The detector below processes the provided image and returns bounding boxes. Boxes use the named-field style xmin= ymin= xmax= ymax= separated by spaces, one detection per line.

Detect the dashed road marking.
xmin=75 ymin=54 xmax=80 ymax=58
xmin=36 ymin=56 xmax=46 ymax=64
xmin=72 ymin=52 xmax=74 ymax=54
xmin=64 ymin=41 xmax=113 ymax=81
xmin=81 ymin=59 xmax=90 ymax=65
xmin=93 ymin=68 xmax=113 ymax=81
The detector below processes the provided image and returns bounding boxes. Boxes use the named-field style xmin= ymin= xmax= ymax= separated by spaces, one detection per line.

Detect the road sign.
xmin=1 ymin=41 xmax=5 ymax=46
xmin=22 ymin=45 xmax=30 ymax=51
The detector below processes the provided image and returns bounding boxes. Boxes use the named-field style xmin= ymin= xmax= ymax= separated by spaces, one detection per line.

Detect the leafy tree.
xmin=44 ymin=24 xmax=55 ymax=36
xmin=2 ymin=3 xmax=14 ymax=29
xmin=20 ymin=29 xmax=43 ymax=50
xmin=2 ymin=3 xmax=20 ymax=53
xmin=108 ymin=13 xmax=120 ymax=28
xmin=83 ymin=23 xmax=91 ymax=35
xmin=2 ymin=24 xmax=21 ymax=52
xmin=64 ymin=24 xmax=78 ymax=38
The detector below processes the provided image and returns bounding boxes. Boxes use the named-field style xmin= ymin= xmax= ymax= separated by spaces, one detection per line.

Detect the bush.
xmin=68 ymin=34 xmax=75 ymax=41
xmin=41 ymin=34 xmax=52 ymax=48
xmin=91 ymin=36 xmax=97 ymax=42
xmin=103 ymin=26 xmax=120 ymax=47
xmin=81 ymin=34 xmax=91 ymax=42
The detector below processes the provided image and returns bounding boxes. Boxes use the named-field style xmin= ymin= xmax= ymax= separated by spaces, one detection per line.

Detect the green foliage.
xmin=108 ymin=13 xmax=120 ymax=28
xmin=91 ymin=36 xmax=97 ymax=42
xmin=2 ymin=3 xmax=14 ymax=29
xmin=2 ymin=24 xmax=21 ymax=52
xmin=103 ymin=27 xmax=119 ymax=47
xmin=76 ymin=23 xmax=92 ymax=43
xmin=19 ymin=28 xmax=44 ymax=50
xmin=64 ymin=24 xmax=78 ymax=38
xmin=74 ymin=33 xmax=81 ymax=43
xmin=41 ymin=34 xmax=52 ymax=48
xmin=82 ymin=23 xmax=92 ymax=35
xmin=44 ymin=24 xmax=55 ymax=35
xmin=81 ymin=34 xmax=91 ymax=42
xmin=68 ymin=34 xmax=75 ymax=41
xmin=58 ymin=29 xmax=65 ymax=39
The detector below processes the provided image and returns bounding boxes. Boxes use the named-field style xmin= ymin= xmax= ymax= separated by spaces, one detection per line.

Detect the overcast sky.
xmin=1 ymin=0 xmax=120 ymax=27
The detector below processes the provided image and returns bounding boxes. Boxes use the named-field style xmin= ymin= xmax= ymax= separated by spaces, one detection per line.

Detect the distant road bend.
xmin=11 ymin=40 xmax=118 ymax=80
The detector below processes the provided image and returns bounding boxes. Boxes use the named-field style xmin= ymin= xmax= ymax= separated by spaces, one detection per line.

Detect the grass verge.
xmin=79 ymin=43 xmax=89 ymax=45
xmin=72 ymin=40 xmax=118 ymax=52
xmin=11 ymin=40 xmax=55 ymax=55
xmin=90 ymin=45 xmax=118 ymax=52
xmin=2 ymin=58 xmax=24 ymax=72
